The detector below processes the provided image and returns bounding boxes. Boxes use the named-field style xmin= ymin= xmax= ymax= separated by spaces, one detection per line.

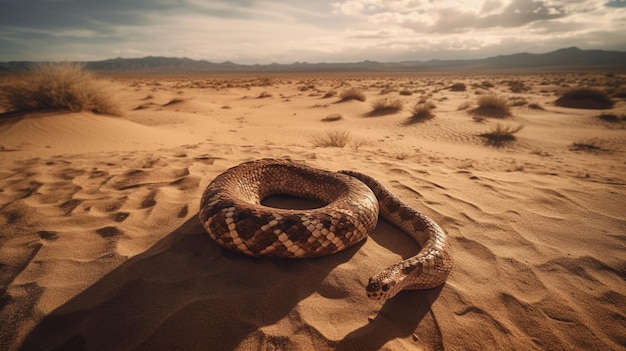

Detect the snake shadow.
xmin=20 ymin=209 xmax=445 ymax=350
xmin=19 ymin=213 xmax=363 ymax=351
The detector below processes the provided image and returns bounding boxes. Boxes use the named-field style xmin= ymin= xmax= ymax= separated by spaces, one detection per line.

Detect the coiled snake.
xmin=199 ymin=159 xmax=453 ymax=300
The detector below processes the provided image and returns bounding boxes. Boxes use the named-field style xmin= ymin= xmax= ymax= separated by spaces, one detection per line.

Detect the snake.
xmin=199 ymin=159 xmax=453 ymax=300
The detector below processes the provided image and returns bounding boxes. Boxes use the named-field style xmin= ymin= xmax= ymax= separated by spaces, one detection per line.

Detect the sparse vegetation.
xmin=449 ymin=83 xmax=467 ymax=92
xmin=321 ymin=113 xmax=343 ymax=122
xmin=0 ymin=63 xmax=120 ymax=115
xmin=310 ymin=130 xmax=351 ymax=147
xmin=405 ymin=101 xmax=435 ymax=124
xmin=399 ymin=90 xmax=413 ymax=96
xmin=598 ymin=113 xmax=626 ymax=123
xmin=257 ymin=91 xmax=273 ymax=98
xmin=478 ymin=123 xmax=524 ymax=146
xmin=528 ymin=103 xmax=545 ymax=110
xmin=338 ymin=87 xmax=366 ymax=102
xmin=368 ymin=97 xmax=404 ymax=115
xmin=555 ymin=87 xmax=614 ymax=109
xmin=569 ymin=139 xmax=609 ymax=152
xmin=471 ymin=95 xmax=511 ymax=118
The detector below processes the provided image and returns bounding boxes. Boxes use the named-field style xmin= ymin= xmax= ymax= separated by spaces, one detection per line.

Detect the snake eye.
xmin=382 ymin=284 xmax=390 ymax=292
xmin=366 ymin=281 xmax=380 ymax=292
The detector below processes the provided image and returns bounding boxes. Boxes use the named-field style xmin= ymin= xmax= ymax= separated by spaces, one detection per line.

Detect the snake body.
xmin=199 ymin=159 xmax=453 ymax=300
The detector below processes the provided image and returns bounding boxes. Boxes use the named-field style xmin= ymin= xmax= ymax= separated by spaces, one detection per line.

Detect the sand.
xmin=1 ymin=72 xmax=625 ymax=350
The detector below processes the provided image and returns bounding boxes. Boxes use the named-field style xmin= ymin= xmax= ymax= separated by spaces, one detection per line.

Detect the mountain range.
xmin=1 ymin=47 xmax=625 ymax=73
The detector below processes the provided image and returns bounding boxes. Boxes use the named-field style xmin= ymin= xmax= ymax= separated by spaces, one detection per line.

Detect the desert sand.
xmin=1 ymin=72 xmax=625 ymax=350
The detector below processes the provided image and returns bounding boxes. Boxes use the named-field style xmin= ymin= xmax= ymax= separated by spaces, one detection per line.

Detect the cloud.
xmin=0 ymin=0 xmax=624 ymax=63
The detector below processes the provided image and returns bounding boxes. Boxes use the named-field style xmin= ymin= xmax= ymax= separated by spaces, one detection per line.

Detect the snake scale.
xmin=199 ymin=159 xmax=453 ymax=300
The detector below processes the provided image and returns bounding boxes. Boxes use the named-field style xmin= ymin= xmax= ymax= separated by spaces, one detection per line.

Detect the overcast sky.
xmin=1 ymin=0 xmax=625 ymax=63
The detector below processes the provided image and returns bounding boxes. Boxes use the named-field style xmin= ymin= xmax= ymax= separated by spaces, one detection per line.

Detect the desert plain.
xmin=0 ymin=69 xmax=625 ymax=350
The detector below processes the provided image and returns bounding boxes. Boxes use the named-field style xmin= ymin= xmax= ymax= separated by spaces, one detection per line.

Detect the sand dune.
xmin=1 ymin=72 xmax=625 ymax=350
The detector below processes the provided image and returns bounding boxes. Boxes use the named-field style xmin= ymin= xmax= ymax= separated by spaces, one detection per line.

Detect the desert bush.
xmin=405 ymin=101 xmax=435 ymax=124
xmin=569 ymin=138 xmax=609 ymax=152
xmin=479 ymin=123 xmax=524 ymax=146
xmin=0 ymin=63 xmax=120 ymax=115
xmin=449 ymin=82 xmax=467 ymax=91
xmin=399 ymin=90 xmax=413 ymax=96
xmin=528 ymin=103 xmax=545 ymax=110
xmin=338 ymin=87 xmax=366 ymax=102
xmin=555 ymin=87 xmax=614 ymax=109
xmin=597 ymin=113 xmax=626 ymax=123
xmin=471 ymin=95 xmax=511 ymax=118
xmin=369 ymin=97 xmax=404 ymax=115
xmin=257 ymin=91 xmax=273 ymax=98
xmin=310 ymin=130 xmax=350 ymax=147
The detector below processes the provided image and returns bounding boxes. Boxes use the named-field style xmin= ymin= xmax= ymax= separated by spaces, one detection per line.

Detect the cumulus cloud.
xmin=0 ymin=0 xmax=624 ymax=62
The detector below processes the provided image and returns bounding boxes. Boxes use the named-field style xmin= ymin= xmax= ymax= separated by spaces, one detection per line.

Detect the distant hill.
xmin=1 ymin=47 xmax=625 ymax=73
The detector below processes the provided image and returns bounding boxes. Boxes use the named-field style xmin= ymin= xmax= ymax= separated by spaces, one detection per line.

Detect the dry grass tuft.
xmin=471 ymin=95 xmax=511 ymax=118
xmin=449 ymin=82 xmax=467 ymax=91
xmin=257 ymin=91 xmax=273 ymax=98
xmin=0 ymin=63 xmax=120 ymax=115
xmin=569 ymin=138 xmax=610 ymax=152
xmin=479 ymin=123 xmax=523 ymax=146
xmin=598 ymin=113 xmax=626 ymax=123
xmin=310 ymin=130 xmax=351 ymax=147
xmin=367 ymin=97 xmax=404 ymax=116
xmin=405 ymin=101 xmax=435 ymax=124
xmin=555 ymin=87 xmax=614 ymax=109
xmin=338 ymin=87 xmax=366 ymax=102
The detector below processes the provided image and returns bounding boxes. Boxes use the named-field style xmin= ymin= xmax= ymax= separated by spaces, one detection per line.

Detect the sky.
xmin=1 ymin=0 xmax=625 ymax=64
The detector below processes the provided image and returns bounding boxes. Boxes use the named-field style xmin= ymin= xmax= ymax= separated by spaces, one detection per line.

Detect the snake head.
xmin=365 ymin=277 xmax=398 ymax=300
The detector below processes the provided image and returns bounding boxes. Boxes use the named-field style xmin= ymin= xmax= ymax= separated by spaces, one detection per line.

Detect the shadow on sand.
xmin=20 ymin=213 xmax=442 ymax=350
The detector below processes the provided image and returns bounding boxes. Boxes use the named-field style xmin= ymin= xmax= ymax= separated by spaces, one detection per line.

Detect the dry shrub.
xmin=449 ymin=82 xmax=467 ymax=91
xmin=399 ymin=90 xmax=413 ymax=96
xmin=405 ymin=101 xmax=435 ymax=124
xmin=368 ymin=97 xmax=404 ymax=115
xmin=257 ymin=91 xmax=273 ymax=98
xmin=528 ymin=103 xmax=545 ymax=110
xmin=555 ymin=87 xmax=614 ymax=109
xmin=479 ymin=123 xmax=523 ymax=146
xmin=338 ymin=87 xmax=366 ymax=102
xmin=310 ymin=130 xmax=350 ymax=148
xmin=569 ymin=138 xmax=610 ymax=152
xmin=598 ymin=113 xmax=626 ymax=123
xmin=0 ymin=63 xmax=120 ymax=115
xmin=471 ymin=95 xmax=511 ymax=118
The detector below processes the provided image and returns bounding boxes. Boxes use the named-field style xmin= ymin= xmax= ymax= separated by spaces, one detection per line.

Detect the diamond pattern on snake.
xmin=199 ymin=158 xmax=453 ymax=300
